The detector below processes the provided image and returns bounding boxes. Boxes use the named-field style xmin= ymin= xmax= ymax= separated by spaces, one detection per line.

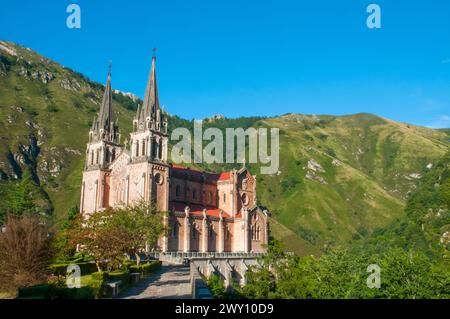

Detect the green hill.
xmin=1 ymin=41 xmax=449 ymax=254
xmin=254 ymin=114 xmax=449 ymax=254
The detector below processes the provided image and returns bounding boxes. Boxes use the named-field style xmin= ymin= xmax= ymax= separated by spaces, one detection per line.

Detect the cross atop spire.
xmin=98 ymin=64 xmax=113 ymax=131
xmin=141 ymin=50 xmax=160 ymax=121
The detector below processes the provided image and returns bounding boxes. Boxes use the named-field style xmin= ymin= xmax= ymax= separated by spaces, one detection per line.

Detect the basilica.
xmin=79 ymin=53 xmax=268 ymax=253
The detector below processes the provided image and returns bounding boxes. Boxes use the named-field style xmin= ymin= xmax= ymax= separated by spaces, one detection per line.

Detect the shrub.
xmin=17 ymin=284 xmax=94 ymax=299
xmin=296 ymin=226 xmax=319 ymax=244
xmin=107 ymin=271 xmax=130 ymax=285
xmin=0 ymin=214 xmax=53 ymax=294
xmin=17 ymin=284 xmax=56 ymax=299
xmin=46 ymin=103 xmax=59 ymax=112
xmin=129 ymin=261 xmax=161 ymax=275
xmin=207 ymin=275 xmax=227 ymax=299
xmin=89 ymin=272 xmax=107 ymax=298
xmin=49 ymin=262 xmax=98 ymax=276
xmin=91 ymin=271 xmax=107 ymax=281
xmin=281 ymin=176 xmax=300 ymax=193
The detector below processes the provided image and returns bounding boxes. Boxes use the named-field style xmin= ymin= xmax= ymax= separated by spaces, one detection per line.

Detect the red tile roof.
xmin=171 ymin=164 xmax=231 ymax=182
xmin=169 ymin=201 xmax=231 ymax=218
xmin=218 ymin=171 xmax=231 ymax=181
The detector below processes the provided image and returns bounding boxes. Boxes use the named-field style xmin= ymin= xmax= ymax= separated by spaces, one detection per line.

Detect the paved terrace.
xmin=119 ymin=263 xmax=191 ymax=299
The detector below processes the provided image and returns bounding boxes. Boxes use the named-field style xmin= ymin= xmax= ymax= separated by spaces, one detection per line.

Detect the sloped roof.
xmin=171 ymin=164 xmax=231 ymax=182
xmin=169 ymin=201 xmax=231 ymax=219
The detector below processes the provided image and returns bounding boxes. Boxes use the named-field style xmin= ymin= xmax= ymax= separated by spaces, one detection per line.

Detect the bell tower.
xmin=80 ymin=65 xmax=120 ymax=215
xmin=130 ymin=49 xmax=168 ymax=163
xmin=127 ymin=50 xmax=170 ymax=251
xmin=85 ymin=64 xmax=120 ymax=169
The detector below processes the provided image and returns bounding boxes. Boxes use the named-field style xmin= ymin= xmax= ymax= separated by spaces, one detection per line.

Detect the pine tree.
xmin=5 ymin=169 xmax=36 ymax=216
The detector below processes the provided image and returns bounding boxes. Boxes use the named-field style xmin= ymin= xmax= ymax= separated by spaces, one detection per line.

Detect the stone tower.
xmin=127 ymin=51 xmax=169 ymax=211
xmin=80 ymin=66 xmax=120 ymax=214
xmin=130 ymin=50 xmax=168 ymax=163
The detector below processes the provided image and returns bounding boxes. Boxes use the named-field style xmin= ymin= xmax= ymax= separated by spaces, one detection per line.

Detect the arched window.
xmin=135 ymin=141 xmax=139 ymax=157
xmin=111 ymin=148 xmax=116 ymax=161
xmin=223 ymin=193 xmax=226 ymax=203
xmin=242 ymin=193 xmax=248 ymax=205
xmin=175 ymin=185 xmax=181 ymax=198
xmin=251 ymin=225 xmax=260 ymax=241
xmin=90 ymin=150 xmax=94 ymax=165
xmin=159 ymin=141 xmax=163 ymax=159
xmin=154 ymin=173 xmax=163 ymax=185
xmin=141 ymin=140 xmax=146 ymax=156
xmin=96 ymin=149 xmax=99 ymax=164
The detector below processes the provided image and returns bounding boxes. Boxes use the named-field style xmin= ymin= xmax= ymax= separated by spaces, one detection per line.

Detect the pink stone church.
xmin=80 ymin=53 xmax=269 ymax=253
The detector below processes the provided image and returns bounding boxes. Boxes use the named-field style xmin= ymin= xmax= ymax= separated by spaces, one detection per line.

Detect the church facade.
xmin=79 ymin=54 xmax=269 ymax=253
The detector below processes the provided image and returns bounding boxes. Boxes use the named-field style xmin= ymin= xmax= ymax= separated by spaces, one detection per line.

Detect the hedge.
xmin=107 ymin=271 xmax=131 ymax=285
xmin=49 ymin=262 xmax=99 ymax=276
xmin=129 ymin=261 xmax=161 ymax=275
xmin=50 ymin=260 xmax=161 ymax=277
xmin=17 ymin=284 xmax=94 ymax=299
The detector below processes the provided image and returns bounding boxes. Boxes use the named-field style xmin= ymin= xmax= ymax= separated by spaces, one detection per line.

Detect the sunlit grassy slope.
xmin=1 ymin=41 xmax=449 ymax=254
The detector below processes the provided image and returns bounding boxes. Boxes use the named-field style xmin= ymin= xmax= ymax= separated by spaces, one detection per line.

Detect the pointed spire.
xmin=98 ymin=62 xmax=113 ymax=132
xmin=88 ymin=63 xmax=120 ymax=144
xmin=142 ymin=49 xmax=160 ymax=120
xmin=135 ymin=104 xmax=141 ymax=120
xmin=90 ymin=116 xmax=97 ymax=131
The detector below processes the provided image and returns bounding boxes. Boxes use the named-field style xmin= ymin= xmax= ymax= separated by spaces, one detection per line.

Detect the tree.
xmin=354 ymin=248 xmax=450 ymax=299
xmin=235 ymin=239 xmax=283 ymax=299
xmin=272 ymin=255 xmax=320 ymax=299
xmin=207 ymin=275 xmax=227 ymax=299
xmin=67 ymin=201 xmax=166 ymax=271
xmin=0 ymin=214 xmax=53 ymax=294
xmin=110 ymin=201 xmax=166 ymax=265
xmin=52 ymin=206 xmax=80 ymax=261
xmin=0 ymin=169 xmax=47 ymax=224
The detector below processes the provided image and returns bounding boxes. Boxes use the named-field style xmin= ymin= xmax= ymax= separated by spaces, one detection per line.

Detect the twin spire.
xmin=90 ymin=61 xmax=119 ymax=143
xmin=134 ymin=50 xmax=167 ymax=133
xmin=91 ymin=50 xmax=166 ymax=145
xmin=135 ymin=50 xmax=161 ymax=124
xmin=97 ymin=62 xmax=113 ymax=132
xmin=142 ymin=49 xmax=160 ymax=119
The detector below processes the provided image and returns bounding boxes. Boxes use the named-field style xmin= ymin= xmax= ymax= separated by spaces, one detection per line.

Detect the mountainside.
xmin=353 ymin=151 xmax=450 ymax=260
xmin=1 ymin=41 xmax=449 ymax=254
xmin=256 ymin=114 xmax=449 ymax=254
xmin=0 ymin=41 xmax=138 ymax=224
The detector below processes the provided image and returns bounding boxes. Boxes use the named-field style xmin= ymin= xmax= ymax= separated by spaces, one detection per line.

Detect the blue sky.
xmin=1 ymin=0 xmax=449 ymax=127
